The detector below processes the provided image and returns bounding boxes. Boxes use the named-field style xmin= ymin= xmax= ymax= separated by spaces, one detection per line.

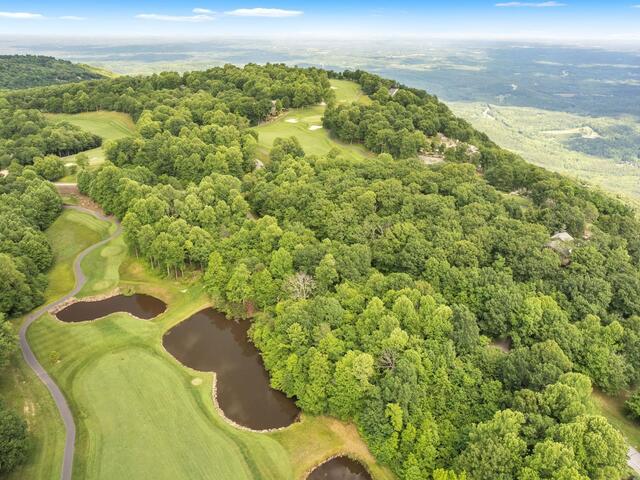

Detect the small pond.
xmin=163 ymin=308 xmax=300 ymax=430
xmin=307 ymin=457 xmax=373 ymax=480
xmin=56 ymin=294 xmax=167 ymax=322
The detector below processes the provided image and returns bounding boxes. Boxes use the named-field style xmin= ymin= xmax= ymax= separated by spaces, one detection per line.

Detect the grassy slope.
xmin=594 ymin=389 xmax=640 ymax=450
xmin=0 ymin=209 xmax=112 ymax=480
xmin=43 ymin=209 xmax=113 ymax=303
xmin=44 ymin=111 xmax=135 ymax=141
xmin=45 ymin=111 xmax=136 ymax=180
xmin=450 ymin=102 xmax=640 ymax=207
xmin=28 ymin=290 xmax=293 ymax=480
xmin=22 ymin=200 xmax=394 ymax=480
xmin=255 ymin=79 xmax=374 ymax=162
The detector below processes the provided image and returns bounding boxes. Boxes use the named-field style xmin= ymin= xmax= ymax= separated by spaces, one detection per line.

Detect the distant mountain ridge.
xmin=0 ymin=55 xmax=108 ymax=89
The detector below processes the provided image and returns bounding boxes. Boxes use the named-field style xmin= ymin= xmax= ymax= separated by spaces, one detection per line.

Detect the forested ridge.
xmin=0 ymin=55 xmax=105 ymax=90
xmin=3 ymin=63 xmax=640 ymax=479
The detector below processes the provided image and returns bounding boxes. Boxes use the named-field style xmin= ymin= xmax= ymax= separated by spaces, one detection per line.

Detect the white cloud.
xmin=0 ymin=11 xmax=44 ymax=19
xmin=495 ymin=1 xmax=566 ymax=7
xmin=193 ymin=8 xmax=214 ymax=14
xmin=225 ymin=8 xmax=303 ymax=17
xmin=136 ymin=13 xmax=215 ymax=22
xmin=59 ymin=16 xmax=86 ymax=21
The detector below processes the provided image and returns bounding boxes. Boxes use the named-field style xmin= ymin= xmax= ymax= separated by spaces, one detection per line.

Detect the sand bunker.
xmin=309 ymin=125 xmax=323 ymax=131
xmin=285 ymin=118 xmax=299 ymax=123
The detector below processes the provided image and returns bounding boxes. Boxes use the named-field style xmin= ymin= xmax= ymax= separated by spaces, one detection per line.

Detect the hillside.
xmin=450 ymin=102 xmax=640 ymax=206
xmin=3 ymin=65 xmax=640 ymax=480
xmin=0 ymin=55 xmax=107 ymax=90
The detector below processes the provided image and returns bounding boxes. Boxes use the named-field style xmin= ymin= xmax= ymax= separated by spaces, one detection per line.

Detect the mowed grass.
xmin=0 ymin=345 xmax=64 ymax=480
xmin=43 ymin=209 xmax=113 ymax=303
xmin=45 ymin=111 xmax=135 ymax=141
xmin=28 ymin=297 xmax=293 ymax=480
xmin=46 ymin=111 xmax=136 ymax=176
xmin=255 ymin=80 xmax=374 ymax=162
xmin=0 ymin=209 xmax=111 ymax=480
xmin=594 ymin=389 xmax=640 ymax=450
xmin=24 ymin=220 xmax=395 ymax=479
xmin=78 ymin=234 xmax=127 ymax=297
xmin=330 ymin=79 xmax=372 ymax=105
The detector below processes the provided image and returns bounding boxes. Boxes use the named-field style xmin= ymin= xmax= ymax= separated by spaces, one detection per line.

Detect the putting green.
xmin=78 ymin=234 xmax=127 ymax=297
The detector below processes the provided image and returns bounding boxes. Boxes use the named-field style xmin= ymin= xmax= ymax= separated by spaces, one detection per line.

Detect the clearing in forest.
xmin=45 ymin=111 xmax=136 ymax=171
xmin=255 ymin=79 xmax=374 ymax=162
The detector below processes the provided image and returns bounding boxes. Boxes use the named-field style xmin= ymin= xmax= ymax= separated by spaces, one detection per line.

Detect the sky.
xmin=0 ymin=1 xmax=639 ymax=42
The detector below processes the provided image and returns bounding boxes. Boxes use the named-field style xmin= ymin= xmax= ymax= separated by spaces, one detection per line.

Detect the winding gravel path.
xmin=19 ymin=205 xmax=120 ymax=480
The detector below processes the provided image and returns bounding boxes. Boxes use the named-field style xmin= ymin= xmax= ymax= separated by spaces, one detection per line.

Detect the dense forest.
xmin=0 ymin=103 xmax=102 ymax=169
xmin=3 ymin=63 xmax=640 ymax=478
xmin=0 ymin=169 xmax=61 ymax=473
xmin=0 ymin=168 xmax=62 ymax=316
xmin=0 ymin=55 xmax=105 ymax=90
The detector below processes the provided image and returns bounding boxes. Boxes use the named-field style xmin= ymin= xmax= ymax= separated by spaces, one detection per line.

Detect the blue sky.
xmin=0 ymin=1 xmax=639 ymax=41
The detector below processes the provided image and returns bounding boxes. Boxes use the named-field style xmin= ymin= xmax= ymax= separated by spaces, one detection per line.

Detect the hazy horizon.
xmin=1 ymin=1 xmax=640 ymax=43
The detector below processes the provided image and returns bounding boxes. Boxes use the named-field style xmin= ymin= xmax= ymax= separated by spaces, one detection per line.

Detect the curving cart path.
xmin=17 ymin=203 xmax=640 ymax=478
xmin=19 ymin=205 xmax=121 ymax=480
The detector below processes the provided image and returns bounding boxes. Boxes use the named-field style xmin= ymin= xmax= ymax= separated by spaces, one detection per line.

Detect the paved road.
xmin=629 ymin=447 xmax=640 ymax=474
xmin=19 ymin=200 xmax=640 ymax=479
xmin=19 ymin=205 xmax=120 ymax=480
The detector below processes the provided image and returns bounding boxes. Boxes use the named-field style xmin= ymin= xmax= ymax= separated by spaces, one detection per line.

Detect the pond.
xmin=307 ymin=457 xmax=373 ymax=480
xmin=56 ymin=294 xmax=167 ymax=322
xmin=163 ymin=308 xmax=300 ymax=430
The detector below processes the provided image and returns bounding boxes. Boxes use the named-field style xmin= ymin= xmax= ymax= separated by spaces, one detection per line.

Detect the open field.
xmin=330 ymin=79 xmax=372 ymax=105
xmin=450 ymin=102 xmax=640 ymax=207
xmin=45 ymin=111 xmax=135 ymax=141
xmin=46 ymin=111 xmax=136 ymax=181
xmin=256 ymin=79 xmax=376 ymax=162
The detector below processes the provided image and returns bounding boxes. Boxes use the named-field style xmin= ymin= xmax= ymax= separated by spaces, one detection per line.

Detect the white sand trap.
xmin=191 ymin=378 xmax=203 ymax=386
xmin=330 ymin=86 xmax=337 ymax=90
xmin=285 ymin=118 xmax=299 ymax=123
xmin=65 ymin=162 xmax=75 ymax=167
xmin=309 ymin=125 xmax=323 ymax=131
